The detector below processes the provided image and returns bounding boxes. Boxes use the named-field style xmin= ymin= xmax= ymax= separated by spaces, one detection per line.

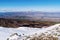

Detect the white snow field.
xmin=0 ymin=26 xmax=44 ymax=40
xmin=0 ymin=24 xmax=60 ymax=40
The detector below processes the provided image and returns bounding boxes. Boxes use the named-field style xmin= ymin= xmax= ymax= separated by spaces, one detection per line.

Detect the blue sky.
xmin=0 ymin=0 xmax=60 ymax=12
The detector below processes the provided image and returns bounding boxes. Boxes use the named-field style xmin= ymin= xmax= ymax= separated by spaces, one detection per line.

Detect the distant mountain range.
xmin=0 ymin=11 xmax=60 ymax=22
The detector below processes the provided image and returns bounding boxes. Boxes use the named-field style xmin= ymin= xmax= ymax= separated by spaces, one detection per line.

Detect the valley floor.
xmin=0 ymin=18 xmax=58 ymax=28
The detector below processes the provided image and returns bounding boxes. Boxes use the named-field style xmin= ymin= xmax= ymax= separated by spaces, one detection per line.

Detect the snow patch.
xmin=0 ymin=24 xmax=60 ymax=40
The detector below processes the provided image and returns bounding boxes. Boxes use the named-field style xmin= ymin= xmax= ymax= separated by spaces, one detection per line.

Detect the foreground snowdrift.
xmin=8 ymin=24 xmax=60 ymax=40
xmin=0 ymin=26 xmax=44 ymax=40
xmin=0 ymin=24 xmax=60 ymax=40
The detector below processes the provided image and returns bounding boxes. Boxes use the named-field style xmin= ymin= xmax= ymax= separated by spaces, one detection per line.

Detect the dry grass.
xmin=30 ymin=33 xmax=58 ymax=40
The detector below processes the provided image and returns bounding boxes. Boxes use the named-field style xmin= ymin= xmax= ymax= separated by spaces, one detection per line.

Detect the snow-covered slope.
xmin=0 ymin=26 xmax=44 ymax=40
xmin=0 ymin=24 xmax=60 ymax=40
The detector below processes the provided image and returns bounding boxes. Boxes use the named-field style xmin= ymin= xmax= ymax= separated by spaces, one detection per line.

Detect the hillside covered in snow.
xmin=0 ymin=24 xmax=60 ymax=40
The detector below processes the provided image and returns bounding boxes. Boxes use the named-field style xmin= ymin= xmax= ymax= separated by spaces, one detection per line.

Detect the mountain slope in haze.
xmin=0 ymin=12 xmax=60 ymax=22
xmin=0 ymin=12 xmax=60 ymax=18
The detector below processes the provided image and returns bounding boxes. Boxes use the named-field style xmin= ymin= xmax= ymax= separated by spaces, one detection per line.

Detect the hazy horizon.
xmin=0 ymin=0 xmax=60 ymax=12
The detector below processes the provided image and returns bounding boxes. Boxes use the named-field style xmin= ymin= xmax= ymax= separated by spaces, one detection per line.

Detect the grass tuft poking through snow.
xmin=27 ymin=24 xmax=60 ymax=40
